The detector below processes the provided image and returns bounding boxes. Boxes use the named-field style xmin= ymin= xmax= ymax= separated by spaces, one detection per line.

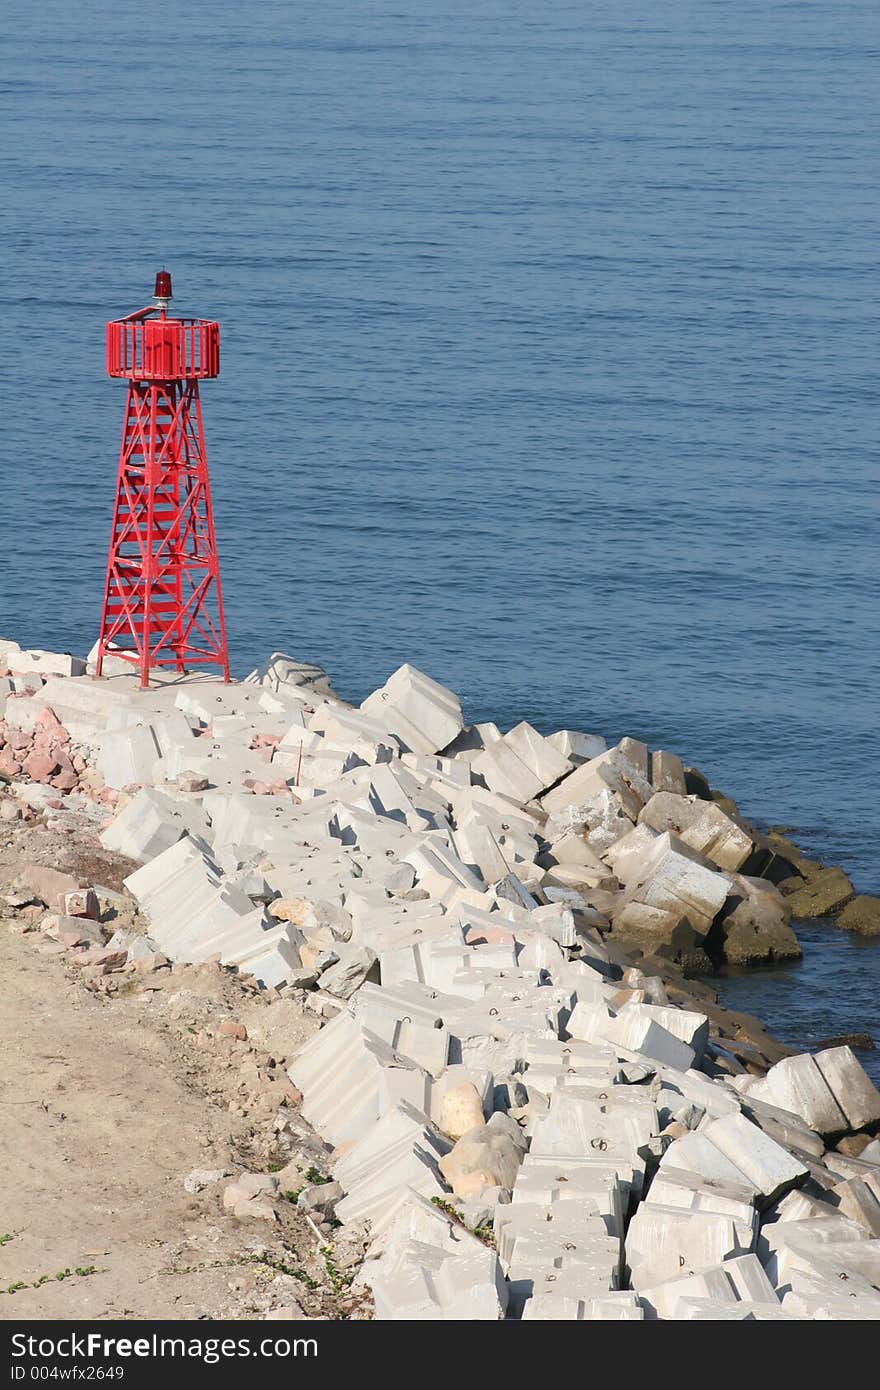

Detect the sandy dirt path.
xmin=0 ymin=838 xmax=364 ymax=1322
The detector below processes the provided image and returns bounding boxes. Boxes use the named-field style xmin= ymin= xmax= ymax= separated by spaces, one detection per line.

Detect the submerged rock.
xmin=837 ymin=895 xmax=880 ymax=937
xmin=706 ymin=876 xmax=801 ymax=968
xmin=782 ymin=866 xmax=854 ymax=918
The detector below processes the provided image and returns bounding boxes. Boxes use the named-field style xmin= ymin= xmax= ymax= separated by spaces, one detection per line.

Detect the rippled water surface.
xmin=2 ymin=1 xmax=878 ymax=1074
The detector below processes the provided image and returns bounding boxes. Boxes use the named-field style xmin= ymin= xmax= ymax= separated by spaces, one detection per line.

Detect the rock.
xmin=264 ymin=1303 xmax=305 ymax=1320
xmin=232 ymin=1196 xmax=277 ymax=1222
xmin=43 ymin=913 xmax=105 ymax=947
xmin=836 ymin=1135 xmax=876 ymax=1158
xmin=222 ymin=1173 xmax=279 ymax=1210
xmin=14 ymin=862 xmax=81 ymax=912
xmin=837 ymin=895 xmax=880 ymax=937
xmin=219 ymin=1020 xmax=248 ymax=1040
xmin=177 ymin=772 xmax=210 ymax=793
xmin=184 ymin=1167 xmax=231 ymax=1194
xmin=705 ymin=876 xmax=801 ymax=967
xmin=286 ymin=967 xmax=319 ymax=990
xmin=784 ymin=867 xmax=854 ymax=918
xmin=318 ymin=944 xmax=377 ymax=999
xmin=439 ymin=1082 xmax=486 ymax=1140
xmin=439 ymin=1120 xmax=525 ymax=1198
xmin=297 ymin=1180 xmax=343 ymax=1216
xmin=22 ymin=749 xmax=60 ymax=782
xmin=816 ymin=1033 xmax=875 ymax=1053
xmin=62 ymin=888 xmax=100 ymax=920
xmin=610 ymin=908 xmax=712 ymax=974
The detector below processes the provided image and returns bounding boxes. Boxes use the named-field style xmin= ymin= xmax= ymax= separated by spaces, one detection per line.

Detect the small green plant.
xmin=430 ymin=1196 xmax=496 ymax=1248
xmin=0 ymin=1234 xmax=14 ymax=1247
xmin=251 ymin=1254 xmax=318 ymax=1290
xmin=282 ymin=1189 xmax=303 ymax=1204
xmin=321 ymin=1246 xmax=352 ymax=1295
xmin=303 ymin=1167 xmax=330 ymax=1185
xmin=6 ymin=1282 xmax=26 ymax=1295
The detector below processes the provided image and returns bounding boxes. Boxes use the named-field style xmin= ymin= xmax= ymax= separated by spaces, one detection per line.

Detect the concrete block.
xmin=645 ymin=1168 xmax=755 ymax=1225
xmin=619 ymin=832 xmax=731 ymax=931
xmin=601 ymin=1010 xmax=697 ymax=1072
xmin=361 ymin=664 xmax=464 ymax=756
xmin=333 ymin=1101 xmax=451 ymax=1236
xmin=244 ymin=651 xmax=335 ymax=698
xmin=703 ymin=1113 xmax=808 ymax=1202
xmin=472 ymin=737 xmax=545 ymax=804
xmin=7 ymin=648 xmax=86 ymax=677
xmin=545 ymin=833 xmax=609 ymax=875
xmin=758 ymin=1214 xmax=871 ymax=1286
xmin=511 ymin=1161 xmax=625 ymax=1238
xmin=626 ymin=1204 xmax=755 ymax=1289
xmin=601 ymin=824 xmax=660 ymax=886
xmin=660 ymin=1132 xmax=757 ymax=1191
xmin=609 ymin=1002 xmax=709 ymax=1063
xmin=522 ymin=1291 xmax=642 ymax=1320
xmin=529 ymin=1091 xmax=658 ymax=1165
xmin=813 ymin=1045 xmax=880 ymax=1130
xmin=546 ymin=730 xmax=608 ymax=765
xmin=541 ymin=745 xmax=653 ymax=823
xmin=781 ymin=1271 xmax=880 ymax=1319
xmin=97 ymin=725 xmax=161 ymax=789
xmin=289 ymin=1010 xmax=433 ymax=1144
xmin=651 ymin=749 xmax=687 ymax=796
xmin=740 ymin=1094 xmax=825 ymax=1158
xmin=640 ymin=793 xmax=754 ymax=872
xmin=832 ymin=1179 xmax=880 ymax=1237
xmin=363 ymin=1192 xmax=507 ymax=1320
xmin=495 ymin=1201 xmax=621 ymax=1277
xmin=452 ymin=811 xmax=512 ymax=884
xmin=501 ymin=722 xmax=573 ymax=790
xmin=638 ymin=1253 xmax=778 ymax=1320
xmin=747 ymin=1053 xmax=849 ymax=1136
xmin=101 ymin=788 xmax=211 ymax=862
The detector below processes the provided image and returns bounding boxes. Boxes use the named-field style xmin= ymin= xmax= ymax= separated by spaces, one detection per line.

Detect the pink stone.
xmin=35 ymin=708 xmax=62 ymax=731
xmin=0 ymin=749 xmax=22 ymax=777
xmin=50 ymin=770 xmax=79 ymax=791
xmin=6 ymin=729 xmax=30 ymax=751
xmin=23 ymin=750 xmax=60 ymax=781
xmin=251 ymin=733 xmax=282 ymax=749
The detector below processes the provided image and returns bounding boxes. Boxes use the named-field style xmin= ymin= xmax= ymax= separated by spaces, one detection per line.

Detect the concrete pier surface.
xmin=1 ymin=636 xmax=878 ymax=1320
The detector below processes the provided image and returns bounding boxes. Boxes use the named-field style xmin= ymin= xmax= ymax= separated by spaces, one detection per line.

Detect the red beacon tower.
xmin=96 ymin=271 xmax=230 ymax=687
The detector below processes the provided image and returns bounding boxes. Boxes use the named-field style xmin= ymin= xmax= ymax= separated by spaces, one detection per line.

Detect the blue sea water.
xmin=2 ymin=1 xmax=878 ymax=1074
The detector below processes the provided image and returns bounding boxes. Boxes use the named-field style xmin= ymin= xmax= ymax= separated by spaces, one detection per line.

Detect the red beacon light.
xmin=95 ymin=272 xmax=230 ymax=687
xmin=153 ymin=269 xmax=173 ymax=306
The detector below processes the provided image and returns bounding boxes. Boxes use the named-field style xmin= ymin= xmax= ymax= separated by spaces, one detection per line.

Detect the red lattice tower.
xmin=96 ymin=272 xmax=230 ymax=687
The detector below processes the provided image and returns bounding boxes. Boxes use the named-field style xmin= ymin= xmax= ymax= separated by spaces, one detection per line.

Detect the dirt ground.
xmin=0 ymin=808 xmax=370 ymax=1322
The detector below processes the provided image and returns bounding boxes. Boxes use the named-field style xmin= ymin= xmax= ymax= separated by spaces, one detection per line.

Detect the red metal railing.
xmin=106 ymin=317 xmax=220 ymax=380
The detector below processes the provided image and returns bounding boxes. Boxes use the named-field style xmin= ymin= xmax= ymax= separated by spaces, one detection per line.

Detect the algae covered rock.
xmin=784 ymin=867 xmax=854 ymax=919
xmin=837 ymin=895 xmax=880 ymax=937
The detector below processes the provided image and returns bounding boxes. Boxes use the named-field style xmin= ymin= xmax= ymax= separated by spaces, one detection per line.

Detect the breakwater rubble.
xmin=1 ymin=635 xmax=879 ymax=1320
